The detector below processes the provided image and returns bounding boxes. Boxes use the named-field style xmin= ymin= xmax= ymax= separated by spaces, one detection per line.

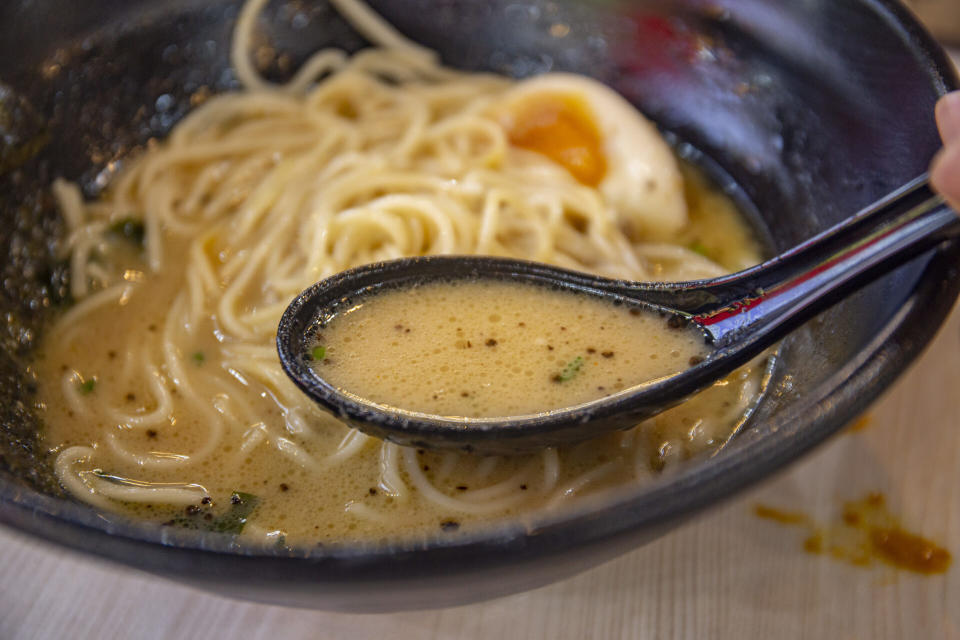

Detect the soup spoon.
xmin=277 ymin=174 xmax=958 ymax=453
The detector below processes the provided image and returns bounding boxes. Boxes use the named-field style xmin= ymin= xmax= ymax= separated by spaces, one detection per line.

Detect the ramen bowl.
xmin=0 ymin=0 xmax=957 ymax=611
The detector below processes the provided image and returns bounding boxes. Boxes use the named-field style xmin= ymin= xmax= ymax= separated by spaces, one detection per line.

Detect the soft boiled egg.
xmin=496 ymin=73 xmax=688 ymax=239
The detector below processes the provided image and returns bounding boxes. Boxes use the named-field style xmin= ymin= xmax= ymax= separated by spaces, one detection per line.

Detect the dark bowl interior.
xmin=0 ymin=0 xmax=957 ymax=611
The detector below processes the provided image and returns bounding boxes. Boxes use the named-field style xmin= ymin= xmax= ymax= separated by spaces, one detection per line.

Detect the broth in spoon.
xmin=311 ymin=278 xmax=710 ymax=418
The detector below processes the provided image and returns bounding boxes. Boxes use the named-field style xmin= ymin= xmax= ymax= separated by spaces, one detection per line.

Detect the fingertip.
xmin=935 ymin=91 xmax=960 ymax=143
xmin=931 ymin=144 xmax=960 ymax=211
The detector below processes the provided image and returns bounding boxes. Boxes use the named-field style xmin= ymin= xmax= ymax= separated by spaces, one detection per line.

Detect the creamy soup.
xmin=313 ymin=280 xmax=709 ymax=417
xmin=36 ymin=0 xmax=767 ymax=545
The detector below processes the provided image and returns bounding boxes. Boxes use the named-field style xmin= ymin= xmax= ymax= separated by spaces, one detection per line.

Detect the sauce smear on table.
xmin=754 ymin=493 xmax=952 ymax=575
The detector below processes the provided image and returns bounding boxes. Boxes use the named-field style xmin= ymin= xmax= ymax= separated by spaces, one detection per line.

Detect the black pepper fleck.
xmin=485 ymin=338 xmax=497 ymax=347
xmin=456 ymin=485 xmax=468 ymax=491
xmin=279 ymin=483 xmax=289 ymax=492
xmin=440 ymin=520 xmax=460 ymax=532
xmin=146 ymin=429 xmax=157 ymax=439
xmin=689 ymin=355 xmax=704 ymax=366
xmin=602 ymin=351 xmax=614 ymax=358
xmin=368 ymin=488 xmax=377 ymax=496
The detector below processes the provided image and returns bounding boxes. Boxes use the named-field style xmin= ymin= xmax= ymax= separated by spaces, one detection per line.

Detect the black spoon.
xmin=277 ymin=175 xmax=958 ymax=453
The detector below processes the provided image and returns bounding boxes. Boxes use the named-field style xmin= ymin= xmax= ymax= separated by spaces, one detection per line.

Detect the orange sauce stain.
xmin=753 ymin=492 xmax=952 ymax=575
xmin=753 ymin=504 xmax=808 ymax=525
xmin=847 ymin=413 xmax=872 ymax=432
xmin=869 ymin=528 xmax=952 ymax=574
xmin=803 ymin=532 xmax=823 ymax=553
xmin=506 ymin=93 xmax=607 ymax=187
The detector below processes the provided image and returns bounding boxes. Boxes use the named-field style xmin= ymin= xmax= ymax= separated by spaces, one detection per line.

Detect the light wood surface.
xmin=2 ymin=51 xmax=959 ymax=640
xmin=907 ymin=0 xmax=960 ymax=44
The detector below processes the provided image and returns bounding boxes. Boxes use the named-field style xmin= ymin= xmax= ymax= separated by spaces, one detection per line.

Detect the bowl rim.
xmin=1 ymin=0 xmax=959 ymax=590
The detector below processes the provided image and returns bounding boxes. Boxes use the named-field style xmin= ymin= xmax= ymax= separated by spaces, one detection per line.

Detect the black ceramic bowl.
xmin=0 ymin=0 xmax=957 ymax=611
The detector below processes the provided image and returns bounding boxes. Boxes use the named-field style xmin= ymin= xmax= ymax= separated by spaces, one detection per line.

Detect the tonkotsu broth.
xmin=313 ymin=280 xmax=710 ymax=417
xmin=36 ymin=0 xmax=768 ymax=545
xmin=36 ymin=161 xmax=764 ymax=545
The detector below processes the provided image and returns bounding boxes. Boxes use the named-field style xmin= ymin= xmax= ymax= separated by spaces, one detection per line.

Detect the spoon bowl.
xmin=278 ymin=175 xmax=957 ymax=453
xmin=278 ymin=256 xmax=711 ymax=453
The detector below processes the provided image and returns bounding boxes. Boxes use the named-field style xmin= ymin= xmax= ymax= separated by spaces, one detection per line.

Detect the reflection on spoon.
xmin=277 ymin=175 xmax=958 ymax=453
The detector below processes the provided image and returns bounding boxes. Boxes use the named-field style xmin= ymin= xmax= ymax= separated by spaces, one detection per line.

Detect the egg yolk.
xmin=506 ymin=93 xmax=607 ymax=187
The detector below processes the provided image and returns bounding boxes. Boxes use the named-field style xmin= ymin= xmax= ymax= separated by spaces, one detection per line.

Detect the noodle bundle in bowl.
xmin=38 ymin=0 xmax=769 ymax=545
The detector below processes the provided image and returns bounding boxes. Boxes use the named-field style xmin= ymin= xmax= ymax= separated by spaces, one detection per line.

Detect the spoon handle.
xmin=688 ymin=175 xmax=959 ymax=348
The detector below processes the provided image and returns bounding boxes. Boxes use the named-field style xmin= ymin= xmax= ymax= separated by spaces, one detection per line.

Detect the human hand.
xmin=931 ymin=91 xmax=960 ymax=211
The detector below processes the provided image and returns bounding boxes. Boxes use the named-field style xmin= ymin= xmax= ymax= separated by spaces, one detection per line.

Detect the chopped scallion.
xmin=213 ymin=491 xmax=259 ymax=534
xmin=163 ymin=490 xmax=260 ymax=535
xmin=312 ymin=345 xmax=326 ymax=361
xmin=555 ymin=356 xmax=584 ymax=382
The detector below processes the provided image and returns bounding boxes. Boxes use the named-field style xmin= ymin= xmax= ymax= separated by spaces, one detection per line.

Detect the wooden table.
xmin=3 ymin=52 xmax=959 ymax=640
